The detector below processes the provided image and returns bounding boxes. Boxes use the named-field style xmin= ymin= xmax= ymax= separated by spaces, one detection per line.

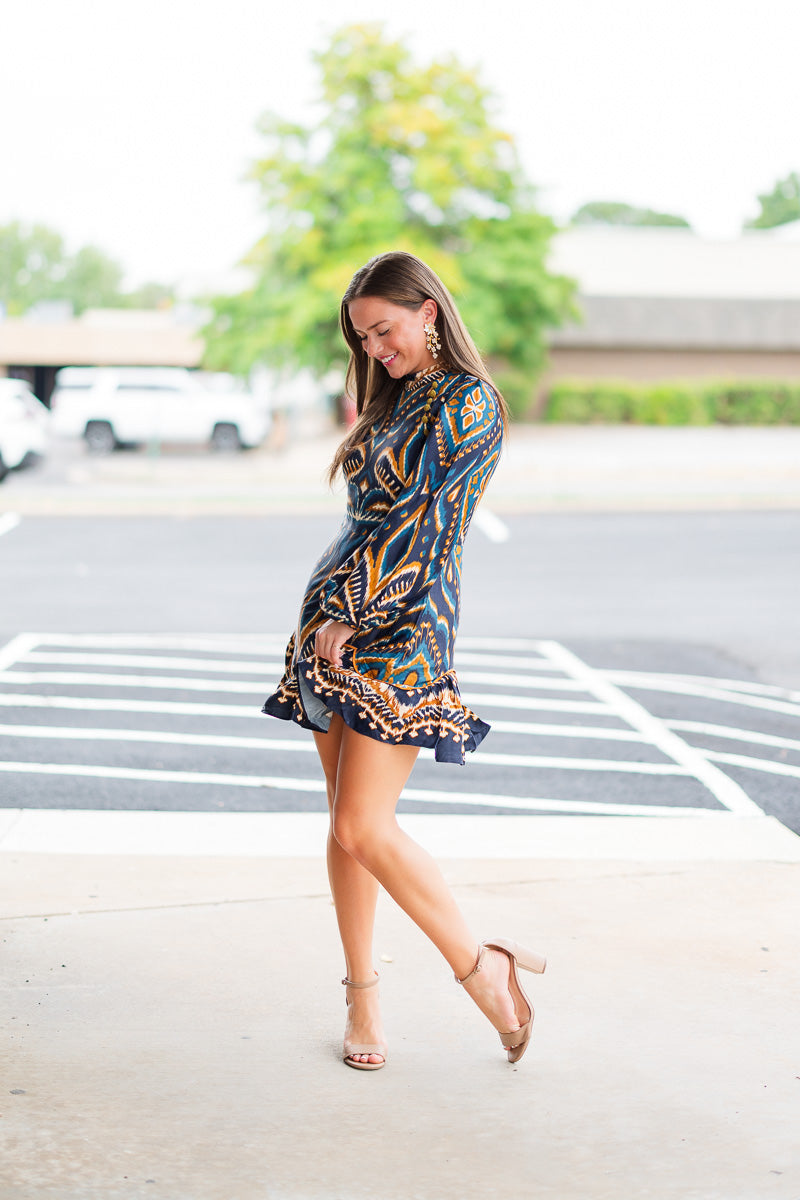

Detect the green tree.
xmin=61 ymin=243 xmax=126 ymax=311
xmin=0 ymin=220 xmax=173 ymax=314
xmin=126 ymin=280 xmax=176 ymax=309
xmin=1 ymin=222 xmax=69 ymax=314
xmin=571 ymin=201 xmax=691 ymax=228
xmin=744 ymin=172 xmax=800 ymax=229
xmin=203 ymin=23 xmax=576 ymax=415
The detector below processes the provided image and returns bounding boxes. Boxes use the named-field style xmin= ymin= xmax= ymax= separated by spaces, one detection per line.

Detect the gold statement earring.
xmin=424 ymin=321 xmax=441 ymax=359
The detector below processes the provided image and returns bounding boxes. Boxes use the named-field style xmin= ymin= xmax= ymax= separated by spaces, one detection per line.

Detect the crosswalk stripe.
xmin=703 ymin=751 xmax=800 ymax=779
xmin=0 ymin=760 xmax=715 ymax=817
xmin=0 ymin=724 xmax=315 ymax=753
xmin=605 ymin=670 xmax=800 ymax=718
xmin=0 ymin=692 xmax=262 ymax=718
xmin=642 ymin=672 xmax=800 ymax=703
xmin=0 ymin=513 xmax=21 ymax=538
xmin=23 ymin=652 xmax=285 ymax=675
xmin=540 ymin=641 xmax=764 ymax=818
xmin=667 ymin=719 xmax=800 ymax=754
xmin=3 ymin=667 xmax=591 ymax=696
xmin=0 ymin=678 xmax=612 ymax=715
xmin=489 ymin=720 xmax=645 ymax=740
xmin=0 ymin=724 xmax=686 ymax=775
xmin=22 ymin=650 xmax=576 ymax=678
xmin=2 ymin=671 xmax=266 ymax=694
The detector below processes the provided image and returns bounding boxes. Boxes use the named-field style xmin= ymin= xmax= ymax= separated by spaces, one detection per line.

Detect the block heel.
xmin=456 ymin=938 xmax=547 ymax=1064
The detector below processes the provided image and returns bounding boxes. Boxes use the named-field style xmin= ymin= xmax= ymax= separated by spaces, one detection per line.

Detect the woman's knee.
xmin=331 ymin=804 xmax=391 ymax=864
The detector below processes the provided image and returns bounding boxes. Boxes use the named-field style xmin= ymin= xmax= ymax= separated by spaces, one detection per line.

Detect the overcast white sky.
xmin=2 ymin=0 xmax=798 ymax=289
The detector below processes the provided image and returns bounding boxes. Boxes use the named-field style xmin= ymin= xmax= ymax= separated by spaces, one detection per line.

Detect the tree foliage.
xmin=571 ymin=201 xmax=691 ymax=228
xmin=0 ymin=220 xmax=172 ymax=315
xmin=744 ymin=172 xmax=800 ymax=229
xmin=203 ymin=24 xmax=576 ymax=414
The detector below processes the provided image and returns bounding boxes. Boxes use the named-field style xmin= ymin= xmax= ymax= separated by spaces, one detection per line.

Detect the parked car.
xmin=49 ymin=367 xmax=270 ymax=454
xmin=0 ymin=378 xmax=49 ymax=482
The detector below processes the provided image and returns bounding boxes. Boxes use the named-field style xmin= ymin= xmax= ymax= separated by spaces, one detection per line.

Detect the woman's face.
xmin=348 ymin=296 xmax=438 ymax=379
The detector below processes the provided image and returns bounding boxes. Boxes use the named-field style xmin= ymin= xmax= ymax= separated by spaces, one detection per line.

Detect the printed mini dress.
xmin=262 ymin=367 xmax=503 ymax=764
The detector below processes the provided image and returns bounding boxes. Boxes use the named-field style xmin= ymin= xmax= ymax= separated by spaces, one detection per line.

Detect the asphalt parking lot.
xmin=1 ymin=505 xmax=798 ymax=835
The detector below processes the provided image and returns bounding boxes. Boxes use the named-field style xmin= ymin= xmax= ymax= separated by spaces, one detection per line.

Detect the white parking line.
xmin=0 ymin=679 xmax=615 ymax=715
xmin=0 ymin=512 xmax=21 ymax=538
xmin=22 ymin=649 xmax=565 ymax=678
xmin=459 ymin=671 xmax=589 ymax=691
xmin=6 ymin=664 xmax=590 ymax=696
xmin=604 ymin=670 xmax=800 ymax=719
xmin=0 ymin=723 xmax=687 ymax=776
xmin=0 ymin=632 xmax=39 ymax=672
xmin=24 ymin=652 xmax=285 ymax=675
xmin=668 ymin=719 xmax=800 ymax=754
xmin=0 ymin=693 xmax=262 ymax=718
xmin=0 ymin=759 xmax=712 ymax=817
xmin=457 ymin=636 xmax=549 ymax=652
xmin=489 ymin=720 xmax=647 ymax=741
xmin=0 ymin=694 xmax=649 ymax=744
xmin=0 ymin=760 xmax=324 ymax=793
xmin=3 ymin=670 xmax=267 ymax=694
xmin=23 ymin=633 xmax=287 ymax=653
xmin=0 ymin=724 xmax=316 ymax=754
xmin=703 ymin=751 xmax=800 ymax=779
xmin=457 ymin=693 xmax=611 ymax=714
xmin=473 ymin=508 xmax=510 ymax=543
xmin=540 ymin=641 xmax=765 ymax=817
xmin=653 ymin=672 xmax=800 ymax=703
xmin=454 ymin=653 xmax=560 ymax=671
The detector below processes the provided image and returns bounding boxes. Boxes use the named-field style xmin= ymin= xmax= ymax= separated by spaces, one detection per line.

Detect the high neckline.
xmin=403 ymin=364 xmax=451 ymax=385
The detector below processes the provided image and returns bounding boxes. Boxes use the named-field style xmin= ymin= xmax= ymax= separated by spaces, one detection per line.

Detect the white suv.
xmin=50 ymin=367 xmax=270 ymax=454
xmin=0 ymin=378 xmax=49 ymax=482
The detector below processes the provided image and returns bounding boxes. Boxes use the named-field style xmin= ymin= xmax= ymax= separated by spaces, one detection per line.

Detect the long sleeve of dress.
xmin=318 ymin=376 xmax=502 ymax=635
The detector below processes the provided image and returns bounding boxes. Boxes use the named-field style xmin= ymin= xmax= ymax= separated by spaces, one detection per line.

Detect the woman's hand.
xmin=315 ymin=619 xmax=355 ymax=668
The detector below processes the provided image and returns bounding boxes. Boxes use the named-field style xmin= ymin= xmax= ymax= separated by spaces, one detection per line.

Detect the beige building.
xmin=537 ymin=224 xmax=800 ymax=410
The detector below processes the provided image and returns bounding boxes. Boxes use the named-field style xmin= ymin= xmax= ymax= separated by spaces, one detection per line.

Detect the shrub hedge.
xmin=542 ymin=380 xmax=800 ymax=424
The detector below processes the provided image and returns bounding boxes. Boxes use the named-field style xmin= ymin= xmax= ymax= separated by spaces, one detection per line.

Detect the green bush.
xmin=494 ymin=369 xmax=536 ymax=420
xmin=543 ymin=379 xmax=800 ymax=425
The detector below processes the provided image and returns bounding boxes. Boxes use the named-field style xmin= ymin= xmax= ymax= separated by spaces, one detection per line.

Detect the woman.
xmin=263 ymin=251 xmax=546 ymax=1070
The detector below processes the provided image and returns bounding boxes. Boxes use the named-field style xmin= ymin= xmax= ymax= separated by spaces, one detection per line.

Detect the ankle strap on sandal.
xmin=454 ymin=943 xmax=486 ymax=985
xmin=342 ymin=972 xmax=379 ymax=988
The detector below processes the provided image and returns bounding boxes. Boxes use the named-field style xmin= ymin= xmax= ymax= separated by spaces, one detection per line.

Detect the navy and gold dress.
xmin=262 ymin=368 xmax=503 ymax=764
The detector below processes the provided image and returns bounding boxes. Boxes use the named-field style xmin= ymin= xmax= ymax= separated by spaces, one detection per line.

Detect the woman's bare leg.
xmin=313 ymin=715 xmax=385 ymax=1065
xmin=330 ymin=723 xmax=523 ymax=1036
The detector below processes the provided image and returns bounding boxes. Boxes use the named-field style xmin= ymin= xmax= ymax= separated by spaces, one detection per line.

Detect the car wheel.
xmin=0 ymin=452 xmax=8 ymax=483
xmin=211 ymin=423 xmax=243 ymax=453
xmin=84 ymin=421 xmax=117 ymax=455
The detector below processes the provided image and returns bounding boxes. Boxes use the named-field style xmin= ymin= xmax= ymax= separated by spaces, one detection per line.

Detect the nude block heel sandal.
xmin=341 ymin=972 xmax=387 ymax=1071
xmin=456 ymin=938 xmax=547 ymax=1064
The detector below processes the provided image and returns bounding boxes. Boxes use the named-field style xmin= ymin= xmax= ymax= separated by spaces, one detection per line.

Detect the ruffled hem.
xmin=262 ymin=652 xmax=489 ymax=765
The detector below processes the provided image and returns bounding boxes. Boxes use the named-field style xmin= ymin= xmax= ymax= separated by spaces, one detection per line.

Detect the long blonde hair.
xmin=329 ymin=251 xmax=507 ymax=483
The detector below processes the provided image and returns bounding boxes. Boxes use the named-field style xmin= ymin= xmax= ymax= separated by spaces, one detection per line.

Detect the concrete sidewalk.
xmin=3 ymin=832 xmax=800 ymax=1200
xmin=4 ymin=423 xmax=800 ymax=514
